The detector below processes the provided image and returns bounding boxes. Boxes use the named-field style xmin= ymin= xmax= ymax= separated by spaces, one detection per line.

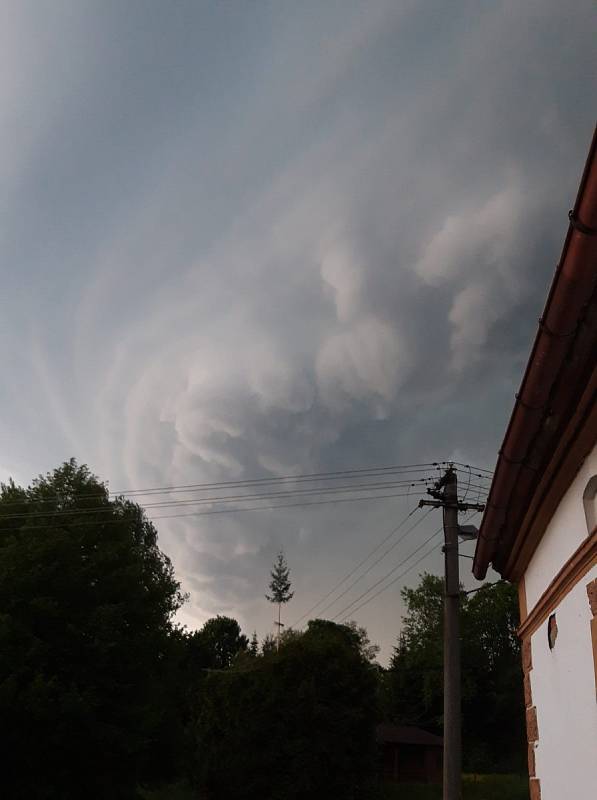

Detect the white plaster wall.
xmin=525 ymin=442 xmax=597 ymax=609
xmin=528 ymin=565 xmax=597 ymax=800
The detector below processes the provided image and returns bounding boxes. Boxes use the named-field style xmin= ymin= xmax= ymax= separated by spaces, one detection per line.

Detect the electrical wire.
xmin=332 ymin=526 xmax=444 ymax=621
xmin=315 ymin=507 xmax=434 ymax=618
xmin=460 ymin=464 xmax=473 ymax=504
xmin=0 ymin=478 xmax=435 ymax=521
xmin=0 ymin=489 xmax=428 ymax=533
xmin=339 ymin=539 xmax=445 ymax=621
xmin=337 ymin=512 xmax=481 ymax=621
xmin=0 ymin=463 xmax=444 ymax=507
xmin=451 ymin=462 xmax=494 ymax=476
xmin=289 ymin=506 xmax=420 ymax=628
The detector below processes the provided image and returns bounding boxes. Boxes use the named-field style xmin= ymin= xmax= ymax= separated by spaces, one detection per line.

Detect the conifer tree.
xmin=249 ymin=630 xmax=259 ymax=657
xmin=265 ymin=550 xmax=294 ymax=650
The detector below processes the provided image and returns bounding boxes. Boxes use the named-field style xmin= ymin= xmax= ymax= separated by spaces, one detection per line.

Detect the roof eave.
xmin=473 ymin=125 xmax=597 ymax=581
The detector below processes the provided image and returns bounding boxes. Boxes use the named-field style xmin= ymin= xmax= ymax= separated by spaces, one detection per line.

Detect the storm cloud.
xmin=1 ymin=0 xmax=595 ymax=661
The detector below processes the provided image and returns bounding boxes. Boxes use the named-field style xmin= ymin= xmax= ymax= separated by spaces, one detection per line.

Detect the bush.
xmin=192 ymin=622 xmax=379 ymax=800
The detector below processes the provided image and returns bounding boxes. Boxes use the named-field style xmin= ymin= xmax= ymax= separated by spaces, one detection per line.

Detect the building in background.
xmin=472 ymin=126 xmax=597 ymax=800
xmin=376 ymin=724 xmax=442 ymax=784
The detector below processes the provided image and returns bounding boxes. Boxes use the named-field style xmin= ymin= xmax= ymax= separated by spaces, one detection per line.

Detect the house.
xmin=472 ymin=126 xmax=597 ymax=800
xmin=376 ymin=723 xmax=443 ymax=784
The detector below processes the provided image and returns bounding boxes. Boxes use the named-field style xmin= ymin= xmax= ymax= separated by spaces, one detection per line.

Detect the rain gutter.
xmin=473 ymin=126 xmax=597 ymax=580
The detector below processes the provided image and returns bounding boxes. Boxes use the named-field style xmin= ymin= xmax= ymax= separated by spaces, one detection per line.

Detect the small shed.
xmin=376 ymin=723 xmax=443 ymax=784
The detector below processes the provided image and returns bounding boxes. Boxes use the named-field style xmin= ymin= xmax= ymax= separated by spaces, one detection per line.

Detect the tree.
xmin=198 ymin=615 xmax=248 ymax=669
xmin=265 ymin=549 xmax=294 ymax=650
xmin=192 ymin=622 xmax=378 ymax=800
xmin=307 ymin=619 xmax=380 ymax=663
xmin=249 ymin=630 xmax=259 ymax=657
xmin=462 ymin=580 xmax=525 ymax=771
xmin=0 ymin=460 xmax=186 ymax=799
xmin=385 ymin=574 xmax=444 ymax=729
xmin=383 ymin=572 xmax=525 ymax=772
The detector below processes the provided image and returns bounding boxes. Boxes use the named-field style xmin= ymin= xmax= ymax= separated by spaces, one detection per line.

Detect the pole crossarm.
xmin=419 ymin=498 xmax=485 ymax=512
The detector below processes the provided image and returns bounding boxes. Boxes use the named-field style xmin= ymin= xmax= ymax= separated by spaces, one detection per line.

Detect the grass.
xmin=379 ymin=774 xmax=529 ymax=800
xmin=141 ymin=774 xmax=529 ymax=800
xmin=138 ymin=782 xmax=197 ymax=800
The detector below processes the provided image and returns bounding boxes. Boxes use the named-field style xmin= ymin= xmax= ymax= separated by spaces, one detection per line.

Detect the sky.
xmin=1 ymin=0 xmax=595 ymax=663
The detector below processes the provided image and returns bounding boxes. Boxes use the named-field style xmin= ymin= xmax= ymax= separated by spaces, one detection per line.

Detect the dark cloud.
xmin=1 ymin=0 xmax=595 ymax=661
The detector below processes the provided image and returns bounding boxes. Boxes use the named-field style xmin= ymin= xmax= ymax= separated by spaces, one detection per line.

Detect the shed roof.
xmin=376 ymin=723 xmax=443 ymax=747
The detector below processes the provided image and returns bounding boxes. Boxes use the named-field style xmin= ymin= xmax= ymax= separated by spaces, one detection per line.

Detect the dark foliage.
xmin=383 ymin=574 xmax=525 ymax=773
xmin=0 ymin=460 xmax=527 ymax=797
xmin=0 ymin=461 xmax=186 ymax=799
xmin=187 ymin=615 xmax=248 ymax=670
xmin=192 ymin=620 xmax=379 ymax=800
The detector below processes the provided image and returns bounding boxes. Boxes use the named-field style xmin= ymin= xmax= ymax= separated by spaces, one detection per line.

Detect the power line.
xmin=340 ymin=539 xmax=444 ymax=621
xmin=109 ymin=463 xmax=442 ymax=497
xmin=460 ymin=465 xmax=473 ymax=504
xmin=149 ymin=491 xmax=428 ymax=521
xmin=339 ymin=511 xmax=480 ymax=621
xmin=332 ymin=526 xmax=444 ymax=621
xmin=290 ymin=506 xmax=420 ymax=628
xmin=0 ymin=479 xmax=433 ymax=522
xmin=0 ymin=478 xmax=434 ymax=520
xmin=451 ymin=462 xmax=494 ymax=476
xmin=0 ymin=489 xmax=426 ymax=533
xmin=0 ymin=463 xmax=444 ymax=507
xmin=315 ymin=507 xmax=434 ymax=618
xmin=452 ymin=467 xmax=491 ymax=480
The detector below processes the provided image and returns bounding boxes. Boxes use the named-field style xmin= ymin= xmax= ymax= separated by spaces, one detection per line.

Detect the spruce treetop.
xmin=265 ymin=549 xmax=294 ymax=605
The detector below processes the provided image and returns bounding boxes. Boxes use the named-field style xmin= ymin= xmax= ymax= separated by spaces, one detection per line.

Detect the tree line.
xmin=0 ymin=461 xmax=525 ymax=799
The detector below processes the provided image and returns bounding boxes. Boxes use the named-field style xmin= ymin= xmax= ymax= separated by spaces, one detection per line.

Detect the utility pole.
xmin=442 ymin=468 xmax=461 ymax=800
xmin=274 ymin=605 xmax=285 ymax=651
xmin=420 ymin=465 xmax=484 ymax=800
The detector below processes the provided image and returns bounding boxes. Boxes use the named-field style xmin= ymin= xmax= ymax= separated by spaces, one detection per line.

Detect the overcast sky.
xmin=1 ymin=0 xmax=595 ymax=662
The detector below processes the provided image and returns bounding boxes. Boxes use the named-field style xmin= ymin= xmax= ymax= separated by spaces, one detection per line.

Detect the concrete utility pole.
xmin=274 ymin=605 xmax=285 ymax=651
xmin=442 ymin=469 xmax=461 ymax=800
xmin=420 ymin=465 xmax=484 ymax=800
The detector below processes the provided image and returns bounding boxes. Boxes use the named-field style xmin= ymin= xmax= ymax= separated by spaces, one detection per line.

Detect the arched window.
xmin=583 ymin=475 xmax=597 ymax=534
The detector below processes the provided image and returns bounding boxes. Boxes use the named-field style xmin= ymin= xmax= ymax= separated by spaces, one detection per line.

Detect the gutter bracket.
xmin=537 ymin=315 xmax=577 ymax=339
xmin=568 ymin=209 xmax=597 ymax=237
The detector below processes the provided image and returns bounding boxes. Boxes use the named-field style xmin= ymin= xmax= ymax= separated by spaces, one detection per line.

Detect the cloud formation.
xmin=1 ymin=0 xmax=595 ymax=661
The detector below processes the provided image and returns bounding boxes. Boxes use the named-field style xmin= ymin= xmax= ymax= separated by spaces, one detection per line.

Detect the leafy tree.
xmin=383 ymin=573 xmax=525 ymax=772
xmin=0 ymin=460 xmax=186 ymax=799
xmin=192 ymin=621 xmax=378 ymax=800
xmin=265 ymin=549 xmax=294 ymax=649
xmin=344 ymin=620 xmax=381 ymax=663
xmin=197 ymin=615 xmax=248 ymax=669
xmin=463 ymin=580 xmax=525 ymax=771
xmin=385 ymin=574 xmax=444 ymax=727
xmin=307 ymin=619 xmax=380 ymax=663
